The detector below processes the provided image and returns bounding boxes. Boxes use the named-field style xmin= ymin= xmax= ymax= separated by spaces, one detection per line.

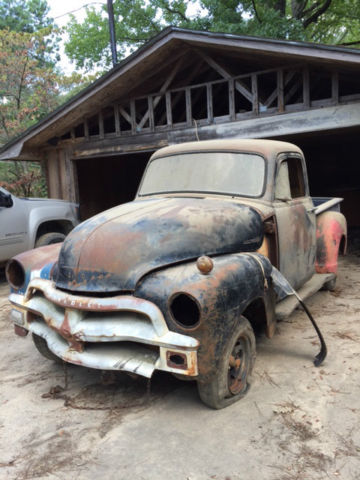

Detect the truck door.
xmin=273 ymin=155 xmax=316 ymax=290
xmin=0 ymin=192 xmax=28 ymax=263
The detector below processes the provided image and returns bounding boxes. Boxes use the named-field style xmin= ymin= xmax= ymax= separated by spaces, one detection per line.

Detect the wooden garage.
xmin=1 ymin=27 xmax=360 ymax=224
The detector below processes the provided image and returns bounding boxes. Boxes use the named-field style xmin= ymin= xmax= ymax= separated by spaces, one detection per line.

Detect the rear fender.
xmin=316 ymin=211 xmax=347 ymax=274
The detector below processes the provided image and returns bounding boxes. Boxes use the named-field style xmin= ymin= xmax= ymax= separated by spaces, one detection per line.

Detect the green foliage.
xmin=0 ymin=0 xmax=53 ymax=33
xmin=64 ymin=0 xmax=360 ymax=72
xmin=0 ymin=160 xmax=47 ymax=197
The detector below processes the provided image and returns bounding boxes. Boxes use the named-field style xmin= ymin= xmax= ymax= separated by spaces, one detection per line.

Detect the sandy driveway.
xmin=0 ymin=256 xmax=359 ymax=480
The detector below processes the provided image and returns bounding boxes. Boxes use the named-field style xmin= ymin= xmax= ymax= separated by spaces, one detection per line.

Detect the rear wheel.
xmin=197 ymin=316 xmax=256 ymax=409
xmin=323 ymin=276 xmax=337 ymax=291
xmin=35 ymin=232 xmax=65 ymax=248
xmin=32 ymin=333 xmax=62 ymax=363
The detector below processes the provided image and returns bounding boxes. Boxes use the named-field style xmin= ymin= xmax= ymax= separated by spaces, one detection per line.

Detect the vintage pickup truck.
xmin=6 ymin=139 xmax=346 ymax=409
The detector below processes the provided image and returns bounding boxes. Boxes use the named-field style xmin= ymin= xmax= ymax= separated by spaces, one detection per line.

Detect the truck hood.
xmin=55 ymin=197 xmax=263 ymax=292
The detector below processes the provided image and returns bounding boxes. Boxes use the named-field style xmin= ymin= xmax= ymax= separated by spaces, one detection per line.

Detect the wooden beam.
xmin=138 ymin=56 xmax=184 ymax=129
xmin=264 ymin=70 xmax=296 ymax=108
xmin=119 ymin=106 xmax=132 ymax=125
xmin=196 ymin=49 xmax=260 ymax=105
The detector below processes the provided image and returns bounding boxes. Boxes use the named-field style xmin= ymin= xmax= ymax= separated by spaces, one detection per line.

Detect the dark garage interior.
xmin=75 ymin=151 xmax=152 ymax=220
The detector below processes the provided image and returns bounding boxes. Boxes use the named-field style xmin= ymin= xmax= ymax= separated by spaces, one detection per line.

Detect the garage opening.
xmin=75 ymin=151 xmax=152 ymax=220
xmin=283 ymin=128 xmax=360 ymax=251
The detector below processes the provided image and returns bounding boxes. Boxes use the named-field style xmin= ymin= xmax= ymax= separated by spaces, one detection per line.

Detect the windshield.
xmin=138 ymin=151 xmax=265 ymax=198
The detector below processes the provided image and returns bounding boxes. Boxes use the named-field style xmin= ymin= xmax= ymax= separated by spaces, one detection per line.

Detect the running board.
xmin=275 ymin=273 xmax=335 ymax=321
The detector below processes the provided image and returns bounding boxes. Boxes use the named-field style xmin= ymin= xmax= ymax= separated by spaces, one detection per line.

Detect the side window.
xmin=275 ymin=157 xmax=305 ymax=200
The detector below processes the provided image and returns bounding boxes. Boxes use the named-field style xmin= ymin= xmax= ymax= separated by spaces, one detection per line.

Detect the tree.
xmin=0 ymin=0 xmax=53 ymax=33
xmin=65 ymin=0 xmax=360 ymax=72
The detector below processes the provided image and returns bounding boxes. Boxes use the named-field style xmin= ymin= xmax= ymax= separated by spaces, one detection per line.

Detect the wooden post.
xmin=185 ymin=88 xmax=192 ymax=127
xmin=114 ymin=105 xmax=120 ymax=136
xmin=332 ymin=71 xmax=339 ymax=104
xmin=207 ymin=83 xmax=213 ymax=124
xmin=229 ymin=78 xmax=235 ymax=121
xmin=252 ymin=74 xmax=259 ymax=115
xmin=277 ymin=70 xmax=284 ymax=113
xmin=130 ymin=100 xmax=136 ymax=134
xmin=148 ymin=96 xmax=154 ymax=131
xmin=99 ymin=111 xmax=104 ymax=138
xmin=165 ymin=91 xmax=172 ymax=127
xmin=303 ymin=67 xmax=310 ymax=108
xmin=84 ymin=118 xmax=89 ymax=140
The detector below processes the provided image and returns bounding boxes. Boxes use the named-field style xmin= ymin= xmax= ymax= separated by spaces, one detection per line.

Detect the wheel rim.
xmin=228 ymin=336 xmax=249 ymax=395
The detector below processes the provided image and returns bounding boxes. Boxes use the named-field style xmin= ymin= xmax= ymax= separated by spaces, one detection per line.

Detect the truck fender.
xmin=135 ymin=253 xmax=275 ymax=381
xmin=315 ymin=211 xmax=347 ymax=274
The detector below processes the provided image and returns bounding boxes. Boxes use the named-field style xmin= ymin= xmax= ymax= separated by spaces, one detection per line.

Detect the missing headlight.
xmin=170 ymin=293 xmax=201 ymax=329
xmin=6 ymin=259 xmax=25 ymax=290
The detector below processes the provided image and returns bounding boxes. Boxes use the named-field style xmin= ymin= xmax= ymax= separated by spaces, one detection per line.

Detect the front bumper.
xmin=9 ymin=278 xmax=199 ymax=378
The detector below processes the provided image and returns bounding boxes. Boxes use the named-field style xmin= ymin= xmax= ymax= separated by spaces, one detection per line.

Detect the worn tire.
xmin=35 ymin=232 xmax=65 ymax=248
xmin=197 ymin=316 xmax=256 ymax=409
xmin=32 ymin=333 xmax=62 ymax=363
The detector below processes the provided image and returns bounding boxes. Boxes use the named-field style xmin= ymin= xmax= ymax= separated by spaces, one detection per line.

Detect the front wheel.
xmin=32 ymin=333 xmax=62 ymax=363
xmin=197 ymin=316 xmax=256 ymax=409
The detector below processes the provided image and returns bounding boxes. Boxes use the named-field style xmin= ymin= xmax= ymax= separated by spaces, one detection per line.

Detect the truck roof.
xmin=151 ymin=139 xmax=303 ymax=159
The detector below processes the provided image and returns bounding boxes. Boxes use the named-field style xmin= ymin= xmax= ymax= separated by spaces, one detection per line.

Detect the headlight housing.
xmin=170 ymin=293 xmax=201 ymax=329
xmin=6 ymin=259 xmax=25 ymax=290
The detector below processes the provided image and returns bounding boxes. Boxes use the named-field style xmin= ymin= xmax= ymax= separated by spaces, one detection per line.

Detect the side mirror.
xmin=0 ymin=192 xmax=13 ymax=208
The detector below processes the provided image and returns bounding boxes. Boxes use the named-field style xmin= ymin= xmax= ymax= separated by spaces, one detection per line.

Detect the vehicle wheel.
xmin=323 ymin=276 xmax=337 ymax=291
xmin=35 ymin=232 xmax=65 ymax=247
xmin=32 ymin=333 xmax=62 ymax=363
xmin=197 ymin=316 xmax=256 ymax=409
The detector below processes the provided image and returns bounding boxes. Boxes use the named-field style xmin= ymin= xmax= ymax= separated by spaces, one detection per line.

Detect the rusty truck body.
xmin=6 ymin=139 xmax=346 ymax=408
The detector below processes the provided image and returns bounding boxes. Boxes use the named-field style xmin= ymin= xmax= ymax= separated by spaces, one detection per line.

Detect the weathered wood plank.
xmin=277 ymin=69 xmax=284 ymax=113
xmin=264 ymin=70 xmax=296 ymax=108
xmin=207 ymin=83 xmax=213 ymax=123
xmin=185 ymin=88 xmax=192 ymax=126
xmin=303 ymin=67 xmax=310 ymax=107
xmin=251 ymin=74 xmax=259 ymax=115
xmin=130 ymin=100 xmax=136 ymax=134
xmin=114 ymin=105 xmax=120 ymax=136
xmin=228 ymin=78 xmax=235 ymax=121
xmin=148 ymin=96 xmax=155 ymax=131
xmin=332 ymin=71 xmax=339 ymax=104
xmin=99 ymin=111 xmax=104 ymax=139
xmin=165 ymin=91 xmax=172 ymax=127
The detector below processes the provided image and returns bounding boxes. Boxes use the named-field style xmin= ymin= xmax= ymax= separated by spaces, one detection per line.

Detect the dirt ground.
xmin=0 ymin=255 xmax=360 ymax=480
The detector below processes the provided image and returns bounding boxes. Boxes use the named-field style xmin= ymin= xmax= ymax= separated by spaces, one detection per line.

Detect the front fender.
xmin=6 ymin=243 xmax=61 ymax=294
xmin=316 ymin=211 xmax=347 ymax=274
xmin=135 ymin=253 xmax=273 ymax=381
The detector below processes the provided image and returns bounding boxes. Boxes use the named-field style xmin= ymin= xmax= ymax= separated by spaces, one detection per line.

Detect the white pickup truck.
xmin=0 ymin=187 xmax=79 ymax=267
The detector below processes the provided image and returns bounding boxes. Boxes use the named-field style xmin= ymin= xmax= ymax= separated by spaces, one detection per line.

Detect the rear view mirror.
xmin=0 ymin=191 xmax=13 ymax=208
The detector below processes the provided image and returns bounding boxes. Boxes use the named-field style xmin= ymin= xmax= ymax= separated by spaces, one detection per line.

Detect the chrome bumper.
xmin=10 ymin=278 xmax=199 ymax=378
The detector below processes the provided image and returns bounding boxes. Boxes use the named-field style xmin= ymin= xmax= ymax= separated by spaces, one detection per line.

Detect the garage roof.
xmin=1 ymin=26 xmax=360 ymax=160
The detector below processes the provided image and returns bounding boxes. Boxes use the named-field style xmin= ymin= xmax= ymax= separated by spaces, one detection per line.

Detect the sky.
xmin=47 ymin=0 xmax=107 ymax=73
